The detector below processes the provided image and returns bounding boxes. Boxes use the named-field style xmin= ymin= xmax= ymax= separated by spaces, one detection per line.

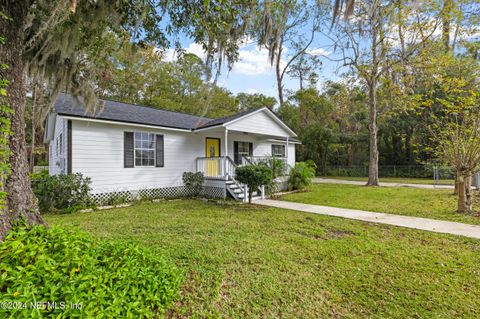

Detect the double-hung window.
xmin=234 ymin=141 xmax=253 ymax=165
xmin=134 ymin=132 xmax=155 ymax=166
xmin=271 ymin=144 xmax=286 ymax=157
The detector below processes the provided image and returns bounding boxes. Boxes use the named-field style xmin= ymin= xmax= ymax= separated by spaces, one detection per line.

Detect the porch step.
xmin=237 ymin=194 xmax=262 ymax=201
xmin=237 ymin=192 xmax=259 ymax=199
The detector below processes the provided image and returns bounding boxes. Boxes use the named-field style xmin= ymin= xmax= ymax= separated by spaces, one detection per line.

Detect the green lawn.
xmin=47 ymin=200 xmax=480 ymax=318
xmin=321 ymin=176 xmax=454 ymax=185
xmin=281 ymin=183 xmax=480 ymax=225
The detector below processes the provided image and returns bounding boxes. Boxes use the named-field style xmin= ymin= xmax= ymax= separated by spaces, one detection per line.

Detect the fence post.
xmin=261 ymin=185 xmax=265 ymax=199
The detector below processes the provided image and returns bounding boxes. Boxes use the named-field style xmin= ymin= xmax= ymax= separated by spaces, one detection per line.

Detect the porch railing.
xmin=196 ymin=156 xmax=237 ymax=179
xmin=242 ymin=156 xmax=287 ymax=166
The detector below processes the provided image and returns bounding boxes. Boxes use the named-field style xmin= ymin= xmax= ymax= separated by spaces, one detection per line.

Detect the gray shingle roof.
xmin=54 ymin=93 xmax=212 ymax=130
xmin=196 ymin=107 xmax=263 ymax=129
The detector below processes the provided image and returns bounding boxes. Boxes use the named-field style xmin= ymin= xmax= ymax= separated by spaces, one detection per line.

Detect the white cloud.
xmin=306 ymin=47 xmax=331 ymax=56
xmin=161 ymin=43 xmax=207 ymax=62
xmin=232 ymin=45 xmax=277 ymax=76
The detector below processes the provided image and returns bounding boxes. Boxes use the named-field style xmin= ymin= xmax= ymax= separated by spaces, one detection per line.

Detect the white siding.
xmin=72 ymin=120 xmax=203 ymax=193
xmin=48 ymin=116 xmax=67 ymax=175
xmin=226 ymin=110 xmax=291 ymax=137
xmin=64 ymin=117 xmax=296 ymax=194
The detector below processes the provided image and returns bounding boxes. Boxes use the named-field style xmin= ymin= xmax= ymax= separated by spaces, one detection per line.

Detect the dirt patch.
xmin=325 ymin=228 xmax=355 ymax=239
xmin=305 ymin=216 xmax=314 ymax=223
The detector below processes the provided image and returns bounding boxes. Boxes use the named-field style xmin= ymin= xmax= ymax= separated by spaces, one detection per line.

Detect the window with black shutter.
xmin=234 ymin=141 xmax=253 ymax=165
xmin=124 ymin=132 xmax=164 ymax=167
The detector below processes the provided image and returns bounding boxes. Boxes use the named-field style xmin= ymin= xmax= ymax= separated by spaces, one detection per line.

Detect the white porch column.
xmin=224 ymin=128 xmax=228 ymax=178
xmin=286 ymin=136 xmax=289 ymax=164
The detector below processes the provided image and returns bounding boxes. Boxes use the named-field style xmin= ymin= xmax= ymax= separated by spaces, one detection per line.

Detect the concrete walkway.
xmin=314 ymin=178 xmax=454 ymax=189
xmin=255 ymin=199 xmax=480 ymax=239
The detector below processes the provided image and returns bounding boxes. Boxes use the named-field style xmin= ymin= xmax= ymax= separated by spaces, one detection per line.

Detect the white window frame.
xmin=134 ymin=132 xmax=156 ymax=167
xmin=272 ymin=144 xmax=286 ymax=157
xmin=237 ymin=141 xmax=251 ymax=159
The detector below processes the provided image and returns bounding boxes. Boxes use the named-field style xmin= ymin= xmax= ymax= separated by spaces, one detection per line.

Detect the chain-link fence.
xmin=321 ymin=165 xmax=454 ymax=185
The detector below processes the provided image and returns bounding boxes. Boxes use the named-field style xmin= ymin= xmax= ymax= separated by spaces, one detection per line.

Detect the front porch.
xmin=195 ymin=155 xmax=288 ymax=201
xmin=190 ymin=107 xmax=299 ymax=201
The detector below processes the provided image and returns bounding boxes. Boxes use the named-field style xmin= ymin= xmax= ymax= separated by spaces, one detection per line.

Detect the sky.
xmin=157 ymin=1 xmax=479 ymax=105
xmin=163 ymin=28 xmax=346 ymax=102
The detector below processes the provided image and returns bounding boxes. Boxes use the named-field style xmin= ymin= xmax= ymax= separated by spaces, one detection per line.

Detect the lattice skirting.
xmin=90 ymin=186 xmax=226 ymax=206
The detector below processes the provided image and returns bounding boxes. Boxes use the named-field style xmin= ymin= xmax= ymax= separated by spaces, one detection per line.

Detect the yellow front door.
xmin=205 ymin=138 xmax=220 ymax=177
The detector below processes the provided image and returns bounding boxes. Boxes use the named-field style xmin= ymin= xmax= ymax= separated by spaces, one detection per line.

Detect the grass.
xmin=281 ymin=183 xmax=480 ymax=225
xmin=321 ymin=176 xmax=454 ymax=185
xmin=47 ymin=200 xmax=480 ymax=318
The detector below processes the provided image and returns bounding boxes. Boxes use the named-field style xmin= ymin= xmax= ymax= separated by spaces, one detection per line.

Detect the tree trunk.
xmin=248 ymin=189 xmax=253 ymax=204
xmin=0 ymin=0 xmax=45 ymax=241
xmin=457 ymin=176 xmax=469 ymax=213
xmin=299 ymin=69 xmax=304 ymax=91
xmin=30 ymin=81 xmax=37 ymax=173
xmin=275 ymin=40 xmax=284 ymax=106
xmin=441 ymin=0 xmax=452 ymax=52
xmin=366 ymin=82 xmax=379 ymax=186
xmin=465 ymin=175 xmax=472 ymax=212
xmin=453 ymin=171 xmax=459 ymax=195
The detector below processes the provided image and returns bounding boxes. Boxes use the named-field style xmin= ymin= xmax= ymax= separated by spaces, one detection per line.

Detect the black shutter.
xmin=155 ymin=135 xmax=164 ymax=167
xmin=124 ymin=132 xmax=134 ymax=168
xmin=67 ymin=120 xmax=72 ymax=173
xmin=234 ymin=141 xmax=239 ymax=165
xmin=249 ymin=142 xmax=253 ymax=156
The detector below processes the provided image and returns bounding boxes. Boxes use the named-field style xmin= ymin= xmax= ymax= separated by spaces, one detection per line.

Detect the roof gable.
xmin=196 ymin=107 xmax=297 ymax=137
xmin=229 ymin=109 xmax=296 ymax=137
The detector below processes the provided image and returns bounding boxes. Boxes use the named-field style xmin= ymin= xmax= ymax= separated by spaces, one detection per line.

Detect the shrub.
xmin=0 ymin=226 xmax=181 ymax=318
xmin=260 ymin=157 xmax=287 ymax=196
xmin=182 ymin=171 xmax=205 ymax=196
xmin=288 ymin=162 xmax=316 ymax=191
xmin=235 ymin=164 xmax=272 ymax=203
xmin=31 ymin=171 xmax=93 ymax=213
xmin=265 ymin=157 xmax=287 ymax=179
xmin=304 ymin=160 xmax=317 ymax=173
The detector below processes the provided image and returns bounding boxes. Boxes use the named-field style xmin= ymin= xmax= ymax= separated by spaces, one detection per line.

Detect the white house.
xmin=44 ymin=94 xmax=300 ymax=202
